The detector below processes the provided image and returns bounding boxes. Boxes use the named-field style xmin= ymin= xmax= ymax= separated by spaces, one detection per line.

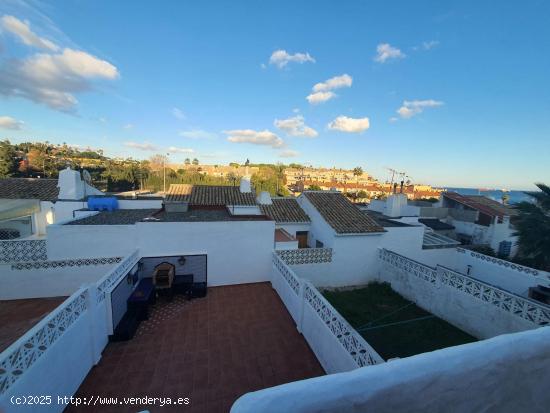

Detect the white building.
xmin=1 ymin=180 xmax=549 ymax=413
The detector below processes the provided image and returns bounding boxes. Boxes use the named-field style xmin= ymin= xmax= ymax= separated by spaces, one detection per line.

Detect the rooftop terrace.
xmin=0 ymin=297 xmax=66 ymax=352
xmin=69 ymin=283 xmax=323 ymax=412
xmin=66 ymin=208 xmax=270 ymax=225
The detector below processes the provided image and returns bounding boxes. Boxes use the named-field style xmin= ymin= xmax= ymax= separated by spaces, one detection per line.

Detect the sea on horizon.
xmin=442 ymin=187 xmax=531 ymax=205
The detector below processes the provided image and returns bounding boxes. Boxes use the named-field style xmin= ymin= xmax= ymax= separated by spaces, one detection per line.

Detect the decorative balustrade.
xmin=272 ymin=251 xmax=300 ymax=295
xmin=272 ymin=251 xmax=384 ymax=369
xmin=380 ymin=248 xmax=550 ymax=327
xmin=96 ymin=250 xmax=140 ymax=303
xmin=456 ymin=247 xmax=547 ymax=278
xmin=11 ymin=256 xmax=122 ymax=270
xmin=277 ymin=248 xmax=333 ymax=265
xmin=303 ymin=282 xmax=384 ymax=367
xmin=378 ymin=248 xmax=437 ymax=284
xmin=0 ymin=239 xmax=47 ymax=264
xmin=0 ymin=289 xmax=88 ymax=395
xmin=438 ymin=266 xmax=550 ymax=326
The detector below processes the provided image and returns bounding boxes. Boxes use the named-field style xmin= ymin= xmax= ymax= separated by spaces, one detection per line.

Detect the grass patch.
xmin=323 ymin=282 xmax=477 ymax=360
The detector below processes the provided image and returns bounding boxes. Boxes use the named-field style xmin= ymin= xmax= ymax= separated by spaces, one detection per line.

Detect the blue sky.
xmin=0 ymin=0 xmax=549 ymax=190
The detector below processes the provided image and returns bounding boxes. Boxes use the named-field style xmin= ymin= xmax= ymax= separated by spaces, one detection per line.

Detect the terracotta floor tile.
xmin=68 ymin=282 xmax=324 ymax=412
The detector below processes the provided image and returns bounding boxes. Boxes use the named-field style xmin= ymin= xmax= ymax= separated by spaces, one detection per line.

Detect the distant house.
xmin=0 ymin=168 xmax=103 ymax=240
xmin=441 ymin=192 xmax=518 ymax=256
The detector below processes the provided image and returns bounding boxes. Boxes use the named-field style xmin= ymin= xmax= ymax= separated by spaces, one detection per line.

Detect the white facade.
xmin=47 ymin=219 xmax=275 ymax=287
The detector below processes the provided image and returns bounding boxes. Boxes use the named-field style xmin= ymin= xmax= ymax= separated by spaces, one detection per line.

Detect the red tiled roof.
xmin=303 ymin=191 xmax=385 ymax=234
xmin=443 ymin=192 xmax=516 ymax=217
xmin=165 ymin=184 xmax=192 ymax=202
xmin=260 ymin=198 xmax=310 ymax=223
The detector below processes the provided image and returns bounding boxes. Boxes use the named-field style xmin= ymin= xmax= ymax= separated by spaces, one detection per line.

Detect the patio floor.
xmin=69 ymin=282 xmax=324 ymax=413
xmin=0 ymin=296 xmax=67 ymax=352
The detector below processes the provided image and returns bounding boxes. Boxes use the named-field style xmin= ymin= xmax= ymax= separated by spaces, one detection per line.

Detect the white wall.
xmin=378 ymin=261 xmax=536 ymax=339
xmin=117 ymin=199 xmax=163 ymax=209
xmin=53 ymin=200 xmax=88 ymax=223
xmin=231 ymin=327 xmax=550 ymax=413
xmin=136 ymin=221 xmax=274 ymax=286
xmin=275 ymin=240 xmax=299 ymax=250
xmin=47 ymin=224 xmax=137 ymax=259
xmin=452 ymin=249 xmax=550 ymax=294
xmin=0 ymin=262 xmax=118 ymax=299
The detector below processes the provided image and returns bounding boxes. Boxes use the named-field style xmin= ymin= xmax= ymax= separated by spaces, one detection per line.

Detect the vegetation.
xmin=513 ymin=183 xmax=550 ymax=271
xmin=0 ymin=140 xmax=291 ymax=196
xmin=323 ymin=282 xmax=476 ymax=359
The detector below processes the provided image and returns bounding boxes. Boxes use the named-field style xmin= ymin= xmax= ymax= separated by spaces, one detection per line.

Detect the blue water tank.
xmin=87 ymin=196 xmax=119 ymax=211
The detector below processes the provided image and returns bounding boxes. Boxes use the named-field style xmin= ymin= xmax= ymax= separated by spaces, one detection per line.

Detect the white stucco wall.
xmin=232 ymin=327 xmax=550 ymax=413
xmin=0 ymin=262 xmax=118 ymax=299
xmin=136 ymin=221 xmax=274 ymax=286
xmin=117 ymin=199 xmax=163 ymax=209
xmin=378 ymin=261 xmax=536 ymax=339
xmin=46 ymin=220 xmax=275 ymax=287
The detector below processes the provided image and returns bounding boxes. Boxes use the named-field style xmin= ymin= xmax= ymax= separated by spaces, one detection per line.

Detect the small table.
xmin=128 ymin=278 xmax=155 ymax=320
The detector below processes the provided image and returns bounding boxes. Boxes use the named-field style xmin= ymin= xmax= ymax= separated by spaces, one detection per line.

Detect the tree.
xmin=308 ymin=184 xmax=322 ymax=191
xmin=184 ymin=158 xmax=191 ymax=165
xmin=0 ymin=140 xmax=17 ymax=177
xmin=513 ymin=183 xmax=550 ymax=271
xmin=357 ymin=190 xmax=367 ymax=199
xmin=192 ymin=158 xmax=199 ymax=165
xmin=353 ymin=166 xmax=363 ymax=192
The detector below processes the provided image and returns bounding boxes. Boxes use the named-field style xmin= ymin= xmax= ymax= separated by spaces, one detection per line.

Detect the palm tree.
xmin=513 ymin=183 xmax=550 ymax=271
xmin=352 ymin=167 xmax=363 ymax=198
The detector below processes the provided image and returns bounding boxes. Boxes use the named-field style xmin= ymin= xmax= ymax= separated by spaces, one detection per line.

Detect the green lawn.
xmin=323 ymin=282 xmax=477 ymax=360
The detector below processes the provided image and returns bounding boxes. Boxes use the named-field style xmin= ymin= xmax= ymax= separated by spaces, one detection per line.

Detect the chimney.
xmin=240 ymin=176 xmax=252 ymax=193
xmin=58 ymin=167 xmax=85 ymax=200
xmin=257 ymin=191 xmax=272 ymax=205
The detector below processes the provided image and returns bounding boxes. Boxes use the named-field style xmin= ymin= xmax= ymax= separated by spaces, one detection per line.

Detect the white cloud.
xmin=124 ymin=141 xmax=157 ymax=151
xmin=274 ymin=115 xmax=318 ymax=138
xmin=172 ymin=107 xmax=185 ymax=120
xmin=279 ymin=149 xmax=299 ymax=158
xmin=292 ymin=108 xmax=300 ymax=113
xmin=306 ymin=74 xmax=352 ymax=105
xmin=168 ymin=146 xmax=194 ymax=154
xmin=306 ymin=91 xmax=335 ymax=104
xmin=374 ymin=43 xmax=405 ymax=63
xmin=1 ymin=15 xmax=58 ymax=51
xmin=312 ymin=74 xmax=352 ymax=92
xmin=225 ymin=129 xmax=285 ymax=148
xmin=389 ymin=117 xmax=399 ymax=123
xmin=123 ymin=123 xmax=133 ymax=129
xmin=0 ymin=48 xmax=119 ymax=111
xmin=269 ymin=49 xmax=315 ymax=69
xmin=179 ymin=129 xmax=217 ymax=140
xmin=396 ymin=99 xmax=444 ymax=119
xmin=328 ymin=116 xmax=370 ymax=133
xmin=419 ymin=40 xmax=439 ymax=51
xmin=0 ymin=115 xmax=23 ymax=129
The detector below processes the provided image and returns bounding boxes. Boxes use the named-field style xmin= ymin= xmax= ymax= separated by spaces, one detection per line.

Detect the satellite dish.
xmin=82 ymin=169 xmax=92 ymax=184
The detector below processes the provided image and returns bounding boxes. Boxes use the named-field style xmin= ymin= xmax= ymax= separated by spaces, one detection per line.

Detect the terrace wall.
xmin=0 ymin=258 xmax=120 ymax=299
xmin=46 ymin=220 xmax=275 ymax=287
xmin=232 ymin=326 xmax=550 ymax=413
xmin=378 ymin=249 xmax=548 ymax=339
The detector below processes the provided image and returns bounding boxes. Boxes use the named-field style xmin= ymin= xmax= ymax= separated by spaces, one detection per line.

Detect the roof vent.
xmin=240 ymin=176 xmax=252 ymax=193
xmin=257 ymin=191 xmax=272 ymax=205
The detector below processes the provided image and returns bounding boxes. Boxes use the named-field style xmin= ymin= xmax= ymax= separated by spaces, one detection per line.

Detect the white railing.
xmin=277 ymin=248 xmax=333 ymax=265
xmin=0 ymin=239 xmax=47 ymax=263
xmin=272 ymin=252 xmax=384 ymax=372
xmin=303 ymin=282 xmax=384 ymax=367
xmin=95 ymin=250 xmax=140 ymax=303
xmin=379 ymin=248 xmax=437 ymax=284
xmin=0 ymin=288 xmax=88 ymax=395
xmin=456 ymin=247 xmax=549 ymax=279
xmin=380 ymin=248 xmax=550 ymax=327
